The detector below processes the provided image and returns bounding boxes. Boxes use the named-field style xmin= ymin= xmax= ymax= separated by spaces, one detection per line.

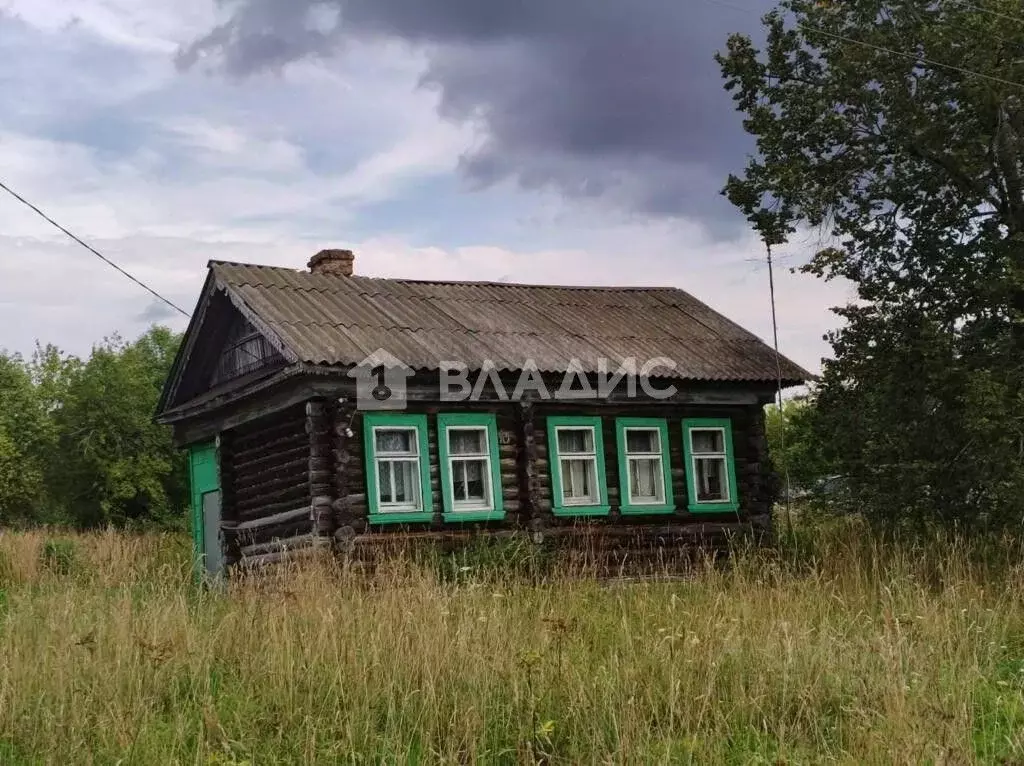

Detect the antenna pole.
xmin=767 ymin=242 xmax=794 ymax=539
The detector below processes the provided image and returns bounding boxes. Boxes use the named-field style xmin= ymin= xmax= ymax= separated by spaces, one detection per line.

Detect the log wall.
xmin=329 ymin=400 xmax=773 ymax=536
xmin=212 ymin=394 xmax=775 ymax=568
xmin=329 ymin=402 xmax=523 ymax=536
xmin=528 ymin=402 xmax=769 ymax=522
xmin=219 ymin=404 xmax=315 ymax=563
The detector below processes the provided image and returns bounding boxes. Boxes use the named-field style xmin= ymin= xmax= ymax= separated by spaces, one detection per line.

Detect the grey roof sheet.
xmin=211 ymin=262 xmax=811 ymax=383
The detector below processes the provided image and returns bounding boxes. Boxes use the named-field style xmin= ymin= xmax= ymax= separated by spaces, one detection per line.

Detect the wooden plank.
xmin=235 ymin=485 xmax=309 ymax=515
xmin=240 ymin=533 xmax=317 ymax=558
xmin=232 ymin=431 xmax=308 ymax=463
xmin=238 ymin=540 xmax=329 ymax=568
xmin=235 ymin=505 xmax=310 ymax=531
xmin=234 ymin=476 xmax=308 ymax=507
xmin=232 ymin=413 xmax=306 ymax=451
xmin=232 ymin=443 xmax=309 ymax=477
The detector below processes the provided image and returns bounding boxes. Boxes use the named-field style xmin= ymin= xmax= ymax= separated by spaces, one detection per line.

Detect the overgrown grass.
xmin=2 ymin=519 xmax=1024 ymax=764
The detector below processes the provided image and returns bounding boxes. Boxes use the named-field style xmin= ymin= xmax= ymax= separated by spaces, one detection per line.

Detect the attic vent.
xmin=211 ymin=320 xmax=282 ymax=384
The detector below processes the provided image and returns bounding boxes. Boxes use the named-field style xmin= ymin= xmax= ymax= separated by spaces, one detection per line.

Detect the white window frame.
xmin=372 ymin=425 xmax=424 ymax=512
xmin=444 ymin=425 xmax=494 ymax=512
xmin=622 ymin=426 xmax=666 ymax=506
xmin=689 ymin=427 xmax=731 ymax=505
xmin=555 ymin=425 xmax=601 ymax=507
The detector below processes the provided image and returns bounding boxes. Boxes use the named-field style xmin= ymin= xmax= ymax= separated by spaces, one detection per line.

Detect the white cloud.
xmin=158 ymin=118 xmax=307 ymax=174
xmin=0 ymin=4 xmax=845 ymax=377
xmin=2 ymin=0 xmax=215 ymax=50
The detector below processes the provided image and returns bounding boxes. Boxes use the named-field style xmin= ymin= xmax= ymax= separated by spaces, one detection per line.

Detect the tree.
xmin=718 ymin=1 xmax=1024 ymax=529
xmin=764 ymin=397 xmax=831 ymax=493
xmin=50 ymin=327 xmax=186 ymax=529
xmin=0 ymin=354 xmax=50 ymax=523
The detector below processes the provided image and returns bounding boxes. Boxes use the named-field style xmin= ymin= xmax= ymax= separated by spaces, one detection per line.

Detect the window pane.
xmin=625 ymin=428 xmax=659 ymax=454
xmin=691 ymin=429 xmax=724 ymax=454
xmin=464 ymin=459 xmax=486 ymax=500
xmin=396 ymin=460 xmax=420 ymax=505
xmin=379 ymin=462 xmax=394 ymax=503
xmin=376 ymin=428 xmax=416 ymax=454
xmin=453 ymin=461 xmax=467 ymax=500
xmin=449 ymin=428 xmax=486 ymax=456
xmin=378 ymin=458 xmax=420 ymax=507
xmin=561 ymin=457 xmax=598 ymax=503
xmin=695 ymin=456 xmax=728 ymax=502
xmin=629 ymin=457 xmax=663 ymax=502
xmin=452 ymin=458 xmax=489 ymax=506
xmin=558 ymin=428 xmax=594 ymax=454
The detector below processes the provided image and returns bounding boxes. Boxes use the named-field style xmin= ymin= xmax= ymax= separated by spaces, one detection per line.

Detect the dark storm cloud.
xmin=180 ymin=0 xmax=775 ymax=235
xmin=136 ymin=299 xmax=180 ymax=324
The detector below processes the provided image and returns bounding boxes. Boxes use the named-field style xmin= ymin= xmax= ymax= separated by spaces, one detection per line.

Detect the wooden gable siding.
xmin=169 ymin=290 xmax=285 ymax=410
xmin=210 ymin=312 xmax=286 ymax=387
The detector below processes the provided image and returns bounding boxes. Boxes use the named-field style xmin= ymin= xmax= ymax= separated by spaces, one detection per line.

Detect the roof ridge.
xmin=260 ymin=317 xmax=733 ymax=340
xmin=210 ymin=260 xmax=684 ymax=292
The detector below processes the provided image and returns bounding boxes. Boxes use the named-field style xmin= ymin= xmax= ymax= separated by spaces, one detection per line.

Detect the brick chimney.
xmin=308 ymin=248 xmax=355 ymax=277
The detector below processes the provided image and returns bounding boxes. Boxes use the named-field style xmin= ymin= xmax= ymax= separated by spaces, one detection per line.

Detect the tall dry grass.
xmin=1 ymin=519 xmax=1024 ymax=764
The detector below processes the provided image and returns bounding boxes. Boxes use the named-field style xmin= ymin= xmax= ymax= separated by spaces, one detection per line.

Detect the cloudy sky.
xmin=0 ymin=0 xmax=851 ymax=371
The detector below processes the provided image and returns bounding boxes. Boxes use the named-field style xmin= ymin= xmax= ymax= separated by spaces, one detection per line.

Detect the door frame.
xmin=188 ymin=441 xmax=221 ymax=581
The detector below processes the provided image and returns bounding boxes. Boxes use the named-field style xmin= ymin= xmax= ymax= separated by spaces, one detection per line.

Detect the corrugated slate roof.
xmin=210 ymin=261 xmax=810 ymax=383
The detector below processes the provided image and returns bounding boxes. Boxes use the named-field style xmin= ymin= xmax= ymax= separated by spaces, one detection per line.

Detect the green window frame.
xmin=682 ymin=418 xmax=740 ymax=513
xmin=547 ymin=415 xmax=610 ymax=517
xmin=363 ymin=412 xmax=433 ymax=524
xmin=615 ymin=418 xmax=675 ymax=515
xmin=438 ymin=413 xmax=505 ymax=522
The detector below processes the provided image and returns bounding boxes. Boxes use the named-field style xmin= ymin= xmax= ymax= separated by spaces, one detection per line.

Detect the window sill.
xmin=552 ymin=505 xmax=611 ymax=518
xmin=443 ymin=511 xmax=506 ymax=523
xmin=368 ymin=512 xmax=434 ymax=525
xmin=688 ymin=503 xmax=740 ymax=514
xmin=620 ymin=504 xmax=676 ymax=516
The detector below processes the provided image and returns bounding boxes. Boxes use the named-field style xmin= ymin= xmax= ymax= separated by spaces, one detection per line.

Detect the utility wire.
xmin=701 ymin=0 xmax=1024 ymax=91
xmin=0 ymin=179 xmax=191 ymax=318
xmin=947 ymin=0 xmax=1024 ymax=27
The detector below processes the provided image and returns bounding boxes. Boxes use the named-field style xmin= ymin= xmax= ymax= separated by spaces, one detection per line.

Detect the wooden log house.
xmin=157 ymin=249 xmax=809 ymax=576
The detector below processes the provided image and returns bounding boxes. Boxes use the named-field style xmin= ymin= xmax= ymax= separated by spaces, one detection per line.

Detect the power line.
xmin=0 ymin=179 xmax=191 ymax=318
xmin=947 ymin=0 xmax=1024 ymax=28
xmin=701 ymin=0 xmax=1024 ymax=91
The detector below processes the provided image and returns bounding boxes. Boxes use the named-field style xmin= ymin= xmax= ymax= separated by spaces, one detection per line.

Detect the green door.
xmin=188 ymin=442 xmax=221 ymax=579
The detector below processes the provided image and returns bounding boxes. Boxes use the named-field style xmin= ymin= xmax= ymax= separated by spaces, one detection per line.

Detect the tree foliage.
xmin=764 ymin=397 xmax=831 ymax=493
xmin=0 ymin=355 xmax=50 ymax=524
xmin=0 ymin=327 xmax=184 ymax=529
xmin=719 ymin=0 xmax=1024 ymax=529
